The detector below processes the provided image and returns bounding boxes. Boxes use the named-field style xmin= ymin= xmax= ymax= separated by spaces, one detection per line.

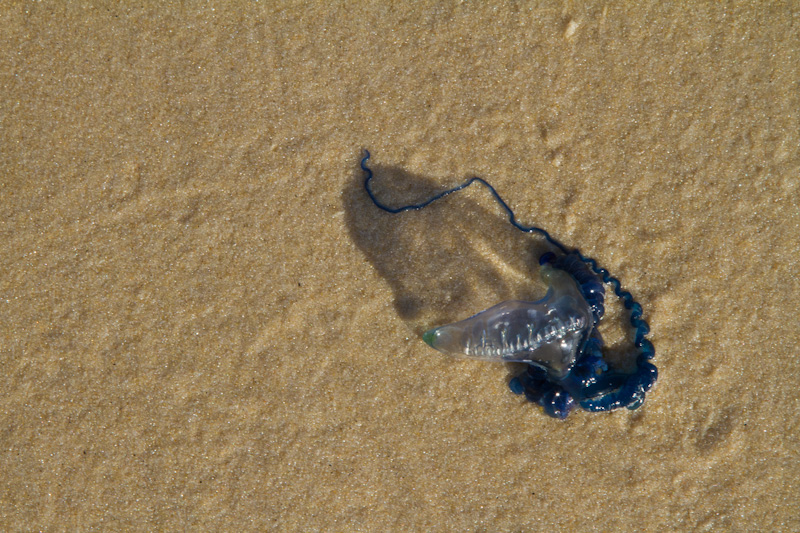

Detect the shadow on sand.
xmin=342 ymin=154 xmax=554 ymax=341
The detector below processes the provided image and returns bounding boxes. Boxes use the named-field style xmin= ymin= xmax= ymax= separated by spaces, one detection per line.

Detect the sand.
xmin=1 ymin=2 xmax=798 ymax=530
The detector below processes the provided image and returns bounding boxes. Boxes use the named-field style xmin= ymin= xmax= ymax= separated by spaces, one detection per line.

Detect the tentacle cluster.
xmin=509 ymin=252 xmax=657 ymax=418
xmin=361 ymin=150 xmax=658 ymax=419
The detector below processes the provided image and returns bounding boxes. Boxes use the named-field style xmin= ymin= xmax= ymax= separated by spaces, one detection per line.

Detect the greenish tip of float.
xmin=422 ymin=328 xmax=437 ymax=347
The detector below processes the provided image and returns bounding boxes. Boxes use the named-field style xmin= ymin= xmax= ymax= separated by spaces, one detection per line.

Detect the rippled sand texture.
xmin=2 ymin=2 xmax=798 ymax=531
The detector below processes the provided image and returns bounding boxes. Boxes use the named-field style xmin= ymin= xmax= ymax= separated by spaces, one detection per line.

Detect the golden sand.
xmin=1 ymin=2 xmax=798 ymax=530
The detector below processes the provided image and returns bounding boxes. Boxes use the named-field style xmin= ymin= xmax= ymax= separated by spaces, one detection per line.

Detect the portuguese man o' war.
xmin=361 ymin=150 xmax=657 ymax=419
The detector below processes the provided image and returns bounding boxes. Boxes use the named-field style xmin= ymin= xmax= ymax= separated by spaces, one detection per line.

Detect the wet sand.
xmin=1 ymin=2 xmax=798 ymax=530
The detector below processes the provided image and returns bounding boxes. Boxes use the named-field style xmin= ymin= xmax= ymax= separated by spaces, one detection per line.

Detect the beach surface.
xmin=1 ymin=2 xmax=798 ymax=530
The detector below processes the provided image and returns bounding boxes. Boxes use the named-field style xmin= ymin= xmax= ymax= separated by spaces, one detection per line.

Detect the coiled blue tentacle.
xmin=362 ymin=150 xmax=657 ymax=416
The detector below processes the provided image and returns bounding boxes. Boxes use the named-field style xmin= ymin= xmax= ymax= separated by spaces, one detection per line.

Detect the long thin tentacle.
xmin=362 ymin=150 xmax=569 ymax=255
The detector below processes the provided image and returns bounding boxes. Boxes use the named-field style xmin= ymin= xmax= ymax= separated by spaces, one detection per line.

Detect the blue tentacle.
xmin=362 ymin=150 xmax=570 ymax=254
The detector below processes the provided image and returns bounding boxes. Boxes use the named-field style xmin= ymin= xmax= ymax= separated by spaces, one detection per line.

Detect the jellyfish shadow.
xmin=342 ymin=154 xmax=554 ymax=345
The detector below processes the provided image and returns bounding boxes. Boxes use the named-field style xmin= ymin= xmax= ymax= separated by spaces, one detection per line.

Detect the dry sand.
xmin=2 ymin=2 xmax=799 ymax=531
